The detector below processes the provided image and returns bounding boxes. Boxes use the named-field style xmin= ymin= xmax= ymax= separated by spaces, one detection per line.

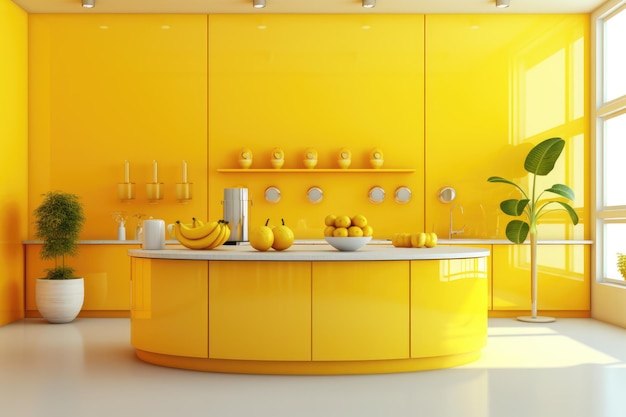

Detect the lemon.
xmin=324 ymin=214 xmax=337 ymax=227
xmin=272 ymin=218 xmax=294 ymax=251
xmin=333 ymin=227 xmax=349 ymax=237
xmin=348 ymin=226 xmax=364 ymax=237
xmin=249 ymin=219 xmax=274 ymax=251
xmin=334 ymin=215 xmax=351 ymax=229
xmin=361 ymin=225 xmax=374 ymax=237
xmin=323 ymin=225 xmax=336 ymax=237
xmin=425 ymin=232 xmax=438 ymax=248
xmin=411 ymin=232 xmax=426 ymax=248
xmin=351 ymin=214 xmax=367 ymax=228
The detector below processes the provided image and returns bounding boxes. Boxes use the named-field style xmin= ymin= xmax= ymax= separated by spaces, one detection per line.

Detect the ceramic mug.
xmin=142 ymin=219 xmax=165 ymax=250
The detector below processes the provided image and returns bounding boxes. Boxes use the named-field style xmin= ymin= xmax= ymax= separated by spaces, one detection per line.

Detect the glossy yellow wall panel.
xmin=28 ymin=15 xmax=208 ymax=240
xmin=411 ymin=259 xmax=488 ymax=358
xmin=208 ymin=15 xmax=425 ymax=239
xmin=312 ymin=261 xmax=409 ymax=361
xmin=208 ymin=261 xmax=311 ymax=361
xmin=25 ymin=244 xmax=138 ymax=313
xmin=131 ymin=259 xmax=208 ymax=358
xmin=0 ymin=0 xmax=28 ymax=325
xmin=492 ymin=244 xmax=590 ymax=311
xmin=425 ymin=15 xmax=589 ymax=241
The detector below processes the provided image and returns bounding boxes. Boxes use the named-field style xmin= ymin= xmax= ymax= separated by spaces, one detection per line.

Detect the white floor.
xmin=1 ymin=318 xmax=626 ymax=417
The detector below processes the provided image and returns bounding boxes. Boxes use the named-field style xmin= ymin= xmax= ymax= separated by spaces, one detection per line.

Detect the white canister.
xmin=142 ymin=219 xmax=166 ymax=250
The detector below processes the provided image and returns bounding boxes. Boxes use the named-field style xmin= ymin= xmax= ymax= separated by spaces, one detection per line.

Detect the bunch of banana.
xmin=174 ymin=218 xmax=231 ymax=250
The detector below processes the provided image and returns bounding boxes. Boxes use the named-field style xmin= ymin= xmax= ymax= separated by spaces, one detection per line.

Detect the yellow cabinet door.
xmin=492 ymin=244 xmax=590 ymax=311
xmin=26 ymin=244 xmax=139 ymax=315
xmin=443 ymin=244 xmax=492 ymax=309
xmin=312 ymin=261 xmax=410 ymax=361
xmin=411 ymin=259 xmax=488 ymax=358
xmin=130 ymin=258 xmax=208 ymax=358
xmin=208 ymin=261 xmax=311 ymax=361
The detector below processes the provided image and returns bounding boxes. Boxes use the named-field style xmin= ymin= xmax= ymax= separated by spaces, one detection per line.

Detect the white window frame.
xmin=592 ymin=0 xmax=626 ymax=286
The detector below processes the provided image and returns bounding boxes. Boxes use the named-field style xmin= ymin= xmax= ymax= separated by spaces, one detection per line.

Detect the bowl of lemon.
xmin=323 ymin=214 xmax=373 ymax=251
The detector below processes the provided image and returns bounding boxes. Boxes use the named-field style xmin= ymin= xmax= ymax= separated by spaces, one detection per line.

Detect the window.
xmin=594 ymin=0 xmax=626 ymax=285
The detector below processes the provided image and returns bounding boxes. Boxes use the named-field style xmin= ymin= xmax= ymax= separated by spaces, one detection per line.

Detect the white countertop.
xmin=128 ymin=243 xmax=491 ymax=261
xmin=23 ymin=239 xmax=592 ymax=246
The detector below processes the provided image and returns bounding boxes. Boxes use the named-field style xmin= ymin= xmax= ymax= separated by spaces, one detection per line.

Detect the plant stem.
xmin=530 ymin=231 xmax=538 ymax=318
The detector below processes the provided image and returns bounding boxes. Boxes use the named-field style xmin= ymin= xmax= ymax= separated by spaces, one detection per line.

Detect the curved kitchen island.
xmin=128 ymin=243 xmax=489 ymax=375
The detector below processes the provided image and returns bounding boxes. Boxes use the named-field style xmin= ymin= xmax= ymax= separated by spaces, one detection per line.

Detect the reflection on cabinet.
xmin=492 ymin=244 xmax=590 ymax=312
xmin=131 ymin=258 xmax=208 ymax=358
xmin=208 ymin=261 xmax=311 ymax=361
xmin=444 ymin=244 xmax=492 ymax=309
xmin=25 ymin=244 xmax=139 ymax=317
xmin=411 ymin=259 xmax=488 ymax=358
xmin=311 ymin=261 xmax=410 ymax=361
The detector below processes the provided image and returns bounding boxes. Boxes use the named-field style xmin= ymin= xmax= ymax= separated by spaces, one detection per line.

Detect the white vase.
xmin=36 ymin=278 xmax=84 ymax=324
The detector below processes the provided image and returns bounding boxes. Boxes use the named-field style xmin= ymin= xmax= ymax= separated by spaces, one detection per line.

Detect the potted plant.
xmin=34 ymin=191 xmax=86 ymax=323
xmin=488 ymin=137 xmax=579 ymax=323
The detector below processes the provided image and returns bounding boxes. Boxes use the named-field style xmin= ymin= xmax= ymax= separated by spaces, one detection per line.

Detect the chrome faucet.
xmin=449 ymin=204 xmax=466 ymax=239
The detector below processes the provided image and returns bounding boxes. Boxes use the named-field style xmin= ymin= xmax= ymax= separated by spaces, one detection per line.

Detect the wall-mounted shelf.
xmin=217 ymin=168 xmax=415 ymax=173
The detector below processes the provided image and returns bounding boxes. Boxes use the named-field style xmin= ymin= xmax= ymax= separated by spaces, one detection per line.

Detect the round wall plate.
xmin=264 ymin=186 xmax=281 ymax=203
xmin=394 ymin=186 xmax=412 ymax=204
xmin=438 ymin=186 xmax=456 ymax=203
xmin=368 ymin=186 xmax=385 ymax=204
xmin=307 ymin=187 xmax=323 ymax=204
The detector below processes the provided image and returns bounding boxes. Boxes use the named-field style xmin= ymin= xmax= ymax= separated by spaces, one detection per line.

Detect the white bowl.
xmin=325 ymin=236 xmax=372 ymax=251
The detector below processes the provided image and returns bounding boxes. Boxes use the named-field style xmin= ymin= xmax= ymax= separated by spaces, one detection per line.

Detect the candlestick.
xmin=182 ymin=160 xmax=188 ymax=183
xmin=152 ymin=160 xmax=158 ymax=183
xmin=124 ymin=160 xmax=130 ymax=183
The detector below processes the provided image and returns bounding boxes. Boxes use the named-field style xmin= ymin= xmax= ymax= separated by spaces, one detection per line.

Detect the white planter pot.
xmin=36 ymin=278 xmax=84 ymax=324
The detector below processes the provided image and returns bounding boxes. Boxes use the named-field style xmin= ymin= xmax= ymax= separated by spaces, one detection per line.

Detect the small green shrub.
xmin=34 ymin=191 xmax=85 ymax=279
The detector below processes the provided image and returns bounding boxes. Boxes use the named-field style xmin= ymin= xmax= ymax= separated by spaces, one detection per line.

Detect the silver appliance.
xmin=222 ymin=187 xmax=250 ymax=243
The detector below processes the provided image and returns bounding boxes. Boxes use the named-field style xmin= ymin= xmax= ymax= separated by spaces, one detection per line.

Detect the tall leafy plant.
xmin=34 ymin=191 xmax=85 ymax=280
xmin=488 ymin=137 xmax=578 ymax=322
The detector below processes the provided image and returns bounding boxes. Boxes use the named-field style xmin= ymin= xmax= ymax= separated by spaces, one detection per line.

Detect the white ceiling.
xmin=11 ymin=0 xmax=608 ymax=15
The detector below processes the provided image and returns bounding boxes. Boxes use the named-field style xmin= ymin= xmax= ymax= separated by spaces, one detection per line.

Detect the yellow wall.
xmin=28 ymin=15 xmax=208 ymax=240
xmin=26 ymin=13 xmax=588 ymax=242
xmin=208 ymin=15 xmax=425 ymax=237
xmin=425 ymin=15 xmax=589 ymax=240
xmin=0 ymin=0 xmax=28 ymax=325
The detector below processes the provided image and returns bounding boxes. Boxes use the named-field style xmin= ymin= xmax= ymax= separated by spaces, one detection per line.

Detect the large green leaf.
xmin=524 ymin=137 xmax=565 ymax=176
xmin=500 ymin=199 xmax=529 ymax=216
xmin=505 ymin=220 xmax=530 ymax=243
xmin=546 ymin=183 xmax=575 ymax=201
xmin=554 ymin=201 xmax=579 ymax=225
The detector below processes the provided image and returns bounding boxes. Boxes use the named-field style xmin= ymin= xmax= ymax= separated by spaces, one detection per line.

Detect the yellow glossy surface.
xmin=424 ymin=15 xmax=589 ymax=241
xmin=444 ymin=244 xmax=492 ymax=309
xmin=0 ymin=0 xmax=28 ymax=325
xmin=492 ymin=244 xmax=590 ymax=311
xmin=311 ymin=261 xmax=410 ymax=361
xmin=136 ymin=350 xmax=481 ymax=375
xmin=130 ymin=254 xmax=488 ymax=374
xmin=28 ymin=15 xmax=207 ymax=239
xmin=131 ymin=258 xmax=208 ymax=358
xmin=411 ymin=259 xmax=488 ymax=358
xmin=25 ymin=244 xmax=138 ymax=315
xmin=208 ymin=15 xmax=425 ymax=239
xmin=208 ymin=261 xmax=311 ymax=361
